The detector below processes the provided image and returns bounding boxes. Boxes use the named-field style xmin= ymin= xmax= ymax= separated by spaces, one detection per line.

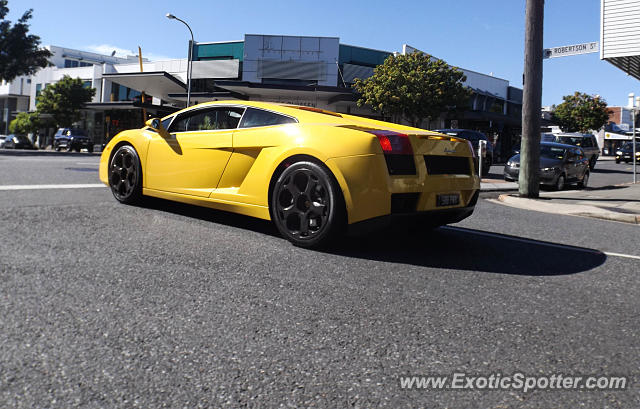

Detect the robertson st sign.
xmin=544 ymin=42 xmax=599 ymax=59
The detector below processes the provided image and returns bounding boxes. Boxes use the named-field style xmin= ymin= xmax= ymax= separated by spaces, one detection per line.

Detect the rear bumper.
xmin=326 ymin=153 xmax=480 ymax=225
xmin=348 ymin=191 xmax=478 ymax=235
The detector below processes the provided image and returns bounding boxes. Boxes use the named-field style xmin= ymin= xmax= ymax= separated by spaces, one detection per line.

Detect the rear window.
xmin=239 ymin=108 xmax=297 ymax=128
xmin=557 ymin=136 xmax=584 ymax=146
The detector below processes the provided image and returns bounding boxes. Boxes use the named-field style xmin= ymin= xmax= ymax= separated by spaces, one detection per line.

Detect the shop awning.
xmin=102 ymin=72 xmax=186 ymax=100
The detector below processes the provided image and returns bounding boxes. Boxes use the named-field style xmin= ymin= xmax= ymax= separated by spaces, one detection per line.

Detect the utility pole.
xmin=519 ymin=0 xmax=545 ymax=198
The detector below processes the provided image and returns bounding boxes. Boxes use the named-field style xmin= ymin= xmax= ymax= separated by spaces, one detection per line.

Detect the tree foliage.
xmin=0 ymin=0 xmax=52 ymax=82
xmin=36 ymin=76 xmax=95 ymax=127
xmin=551 ymin=92 xmax=610 ymax=133
xmin=9 ymin=111 xmax=40 ymax=134
xmin=354 ymin=52 xmax=471 ymax=127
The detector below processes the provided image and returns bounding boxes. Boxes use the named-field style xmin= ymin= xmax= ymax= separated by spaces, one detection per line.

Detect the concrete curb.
xmin=480 ymin=182 xmax=519 ymax=192
xmin=494 ymin=194 xmax=640 ymax=224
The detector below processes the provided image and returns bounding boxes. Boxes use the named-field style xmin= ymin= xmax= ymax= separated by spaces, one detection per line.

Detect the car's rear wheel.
xmin=615 ymin=158 xmax=620 ymax=164
xmin=589 ymin=157 xmax=597 ymax=170
xmin=555 ymin=174 xmax=566 ymax=191
xmin=65 ymin=144 xmax=73 ymax=152
xmin=108 ymin=145 xmax=142 ymax=204
xmin=270 ymin=161 xmax=345 ymax=248
xmin=578 ymin=171 xmax=589 ymax=189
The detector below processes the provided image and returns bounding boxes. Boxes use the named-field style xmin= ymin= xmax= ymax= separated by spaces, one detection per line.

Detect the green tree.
xmin=36 ymin=76 xmax=95 ymax=127
xmin=9 ymin=111 xmax=40 ymax=134
xmin=551 ymin=92 xmax=610 ymax=133
xmin=354 ymin=52 xmax=470 ymax=127
xmin=0 ymin=0 xmax=52 ymax=82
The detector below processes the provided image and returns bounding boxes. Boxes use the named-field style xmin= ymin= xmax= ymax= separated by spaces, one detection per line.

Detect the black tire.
xmin=589 ymin=157 xmax=596 ymax=170
xmin=578 ymin=171 xmax=589 ymax=189
xmin=555 ymin=174 xmax=566 ymax=191
xmin=65 ymin=144 xmax=73 ymax=152
xmin=615 ymin=158 xmax=620 ymax=164
xmin=87 ymin=145 xmax=94 ymax=153
xmin=270 ymin=161 xmax=345 ymax=248
xmin=54 ymin=145 xmax=61 ymax=152
xmin=108 ymin=145 xmax=143 ymax=204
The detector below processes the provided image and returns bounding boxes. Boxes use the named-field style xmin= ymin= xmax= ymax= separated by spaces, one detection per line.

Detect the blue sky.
xmin=9 ymin=0 xmax=640 ymax=107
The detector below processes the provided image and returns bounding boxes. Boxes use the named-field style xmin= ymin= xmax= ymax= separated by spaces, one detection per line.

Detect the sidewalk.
xmin=492 ymin=183 xmax=640 ymax=224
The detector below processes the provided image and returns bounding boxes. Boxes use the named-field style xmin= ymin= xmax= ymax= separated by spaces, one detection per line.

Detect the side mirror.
xmin=145 ymin=118 xmax=161 ymax=130
xmin=145 ymin=118 xmax=169 ymax=138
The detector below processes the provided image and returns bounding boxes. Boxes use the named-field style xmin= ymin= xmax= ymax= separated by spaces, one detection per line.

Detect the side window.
xmin=168 ymin=108 xmax=244 ymax=133
xmin=581 ymin=137 xmax=592 ymax=148
xmin=239 ymin=107 xmax=297 ymax=128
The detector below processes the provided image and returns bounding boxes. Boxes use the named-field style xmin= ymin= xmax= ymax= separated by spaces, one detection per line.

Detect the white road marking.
xmin=443 ymin=226 xmax=640 ymax=260
xmin=0 ymin=184 xmax=105 ymax=190
xmin=602 ymin=251 xmax=640 ymax=260
xmin=75 ymin=162 xmax=99 ymax=165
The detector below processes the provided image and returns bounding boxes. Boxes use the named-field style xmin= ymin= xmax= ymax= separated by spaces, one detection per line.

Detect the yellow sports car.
xmin=99 ymin=101 xmax=480 ymax=247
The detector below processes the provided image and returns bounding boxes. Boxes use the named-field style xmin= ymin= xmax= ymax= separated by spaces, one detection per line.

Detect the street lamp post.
xmin=166 ymin=13 xmax=194 ymax=107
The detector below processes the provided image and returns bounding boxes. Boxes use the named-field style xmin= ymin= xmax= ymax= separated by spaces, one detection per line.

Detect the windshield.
xmin=540 ymin=145 xmax=566 ymax=160
xmin=557 ymin=136 xmax=584 ymax=146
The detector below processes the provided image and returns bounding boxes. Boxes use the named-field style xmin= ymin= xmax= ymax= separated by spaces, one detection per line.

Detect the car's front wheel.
xmin=578 ymin=171 xmax=589 ymax=189
xmin=108 ymin=145 xmax=142 ymax=204
xmin=270 ymin=161 xmax=345 ymax=248
xmin=555 ymin=174 xmax=566 ymax=191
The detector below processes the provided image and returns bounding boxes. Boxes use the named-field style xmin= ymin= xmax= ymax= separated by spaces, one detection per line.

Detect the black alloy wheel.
xmin=108 ymin=145 xmax=142 ymax=204
xmin=271 ymin=161 xmax=345 ymax=248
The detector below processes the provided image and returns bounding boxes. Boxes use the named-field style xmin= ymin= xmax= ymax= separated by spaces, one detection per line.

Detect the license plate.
xmin=436 ymin=194 xmax=460 ymax=207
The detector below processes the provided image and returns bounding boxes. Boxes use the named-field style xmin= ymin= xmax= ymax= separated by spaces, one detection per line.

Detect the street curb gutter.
xmin=494 ymin=194 xmax=640 ymax=224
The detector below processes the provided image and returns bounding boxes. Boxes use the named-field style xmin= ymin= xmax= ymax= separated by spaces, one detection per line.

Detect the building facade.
xmin=4 ymin=35 xmax=522 ymax=156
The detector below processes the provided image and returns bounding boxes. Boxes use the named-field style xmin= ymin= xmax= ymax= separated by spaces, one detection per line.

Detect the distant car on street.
xmin=53 ymin=128 xmax=94 ymax=152
xmin=504 ymin=142 xmax=590 ymax=190
xmin=1 ymin=134 xmax=36 ymax=150
xmin=554 ymin=133 xmax=599 ymax=170
xmin=614 ymin=142 xmax=639 ymax=164
xmin=434 ymin=129 xmax=493 ymax=176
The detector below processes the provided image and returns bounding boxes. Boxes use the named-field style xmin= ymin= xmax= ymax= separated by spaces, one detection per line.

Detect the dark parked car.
xmin=614 ymin=142 xmax=639 ymax=164
xmin=554 ymin=133 xmax=599 ymax=170
xmin=2 ymin=134 xmax=36 ymax=150
xmin=435 ymin=129 xmax=494 ymax=176
xmin=53 ymin=128 xmax=93 ymax=152
xmin=504 ymin=142 xmax=590 ymax=190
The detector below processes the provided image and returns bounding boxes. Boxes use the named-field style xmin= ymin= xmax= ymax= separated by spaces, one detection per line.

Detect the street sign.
xmin=544 ymin=42 xmax=599 ymax=59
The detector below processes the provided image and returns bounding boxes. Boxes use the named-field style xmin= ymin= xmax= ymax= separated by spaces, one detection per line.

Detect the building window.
xmin=111 ymin=83 xmax=141 ymax=101
xmin=83 ymin=80 xmax=92 ymax=89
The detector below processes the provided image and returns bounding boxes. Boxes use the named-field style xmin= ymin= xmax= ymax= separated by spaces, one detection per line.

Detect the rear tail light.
xmin=369 ymin=130 xmax=413 ymax=155
xmin=368 ymin=130 xmax=415 ymax=175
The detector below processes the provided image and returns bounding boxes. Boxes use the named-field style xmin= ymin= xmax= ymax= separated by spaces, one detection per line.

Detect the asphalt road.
xmin=0 ymin=152 xmax=638 ymax=408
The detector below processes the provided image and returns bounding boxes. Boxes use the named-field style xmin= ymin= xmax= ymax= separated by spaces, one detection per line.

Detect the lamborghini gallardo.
xmin=99 ymin=101 xmax=480 ymax=247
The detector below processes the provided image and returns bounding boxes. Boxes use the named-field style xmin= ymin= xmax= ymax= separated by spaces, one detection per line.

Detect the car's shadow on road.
xmin=139 ymin=197 xmax=606 ymax=276
xmin=330 ymin=226 xmax=606 ymax=276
